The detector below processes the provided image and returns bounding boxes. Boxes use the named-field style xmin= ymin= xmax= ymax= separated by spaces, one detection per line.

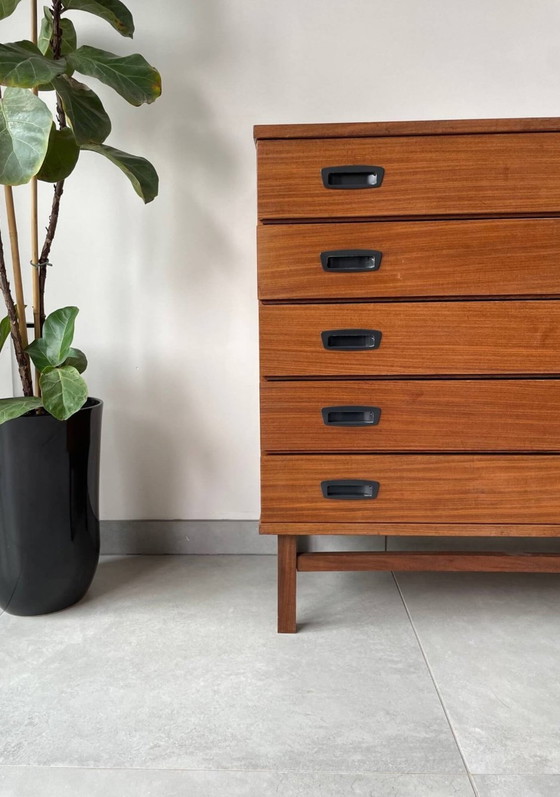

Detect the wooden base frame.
xmin=276 ymin=536 xmax=560 ymax=633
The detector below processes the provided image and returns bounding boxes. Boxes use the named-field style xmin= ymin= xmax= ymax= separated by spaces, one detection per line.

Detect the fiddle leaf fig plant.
xmin=0 ymin=0 xmax=161 ymax=422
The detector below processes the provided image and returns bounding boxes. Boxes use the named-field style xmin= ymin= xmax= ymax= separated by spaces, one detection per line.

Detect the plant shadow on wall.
xmin=171 ymin=0 xmax=256 ymax=517
xmin=0 ymin=0 xmax=161 ymax=615
xmin=100 ymin=0 xmax=247 ymax=518
xmin=99 ymin=353 xmax=224 ymax=521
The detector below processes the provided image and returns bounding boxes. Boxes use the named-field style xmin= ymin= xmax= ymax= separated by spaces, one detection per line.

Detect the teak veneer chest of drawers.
xmin=254 ymin=117 xmax=560 ymax=633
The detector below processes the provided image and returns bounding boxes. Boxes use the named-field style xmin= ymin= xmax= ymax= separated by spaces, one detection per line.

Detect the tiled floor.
xmin=1 ymin=556 xmax=559 ymax=796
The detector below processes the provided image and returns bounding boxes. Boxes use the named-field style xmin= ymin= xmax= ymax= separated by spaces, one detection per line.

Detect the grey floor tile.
xmin=0 ymin=556 xmax=462 ymax=774
xmin=0 ymin=767 xmax=475 ymax=797
xmin=396 ymin=572 xmax=560 ymax=774
xmin=474 ymin=775 xmax=560 ymax=796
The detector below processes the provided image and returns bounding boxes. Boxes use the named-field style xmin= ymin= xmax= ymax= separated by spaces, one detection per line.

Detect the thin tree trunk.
xmin=37 ymin=0 xmax=66 ymax=327
xmin=30 ymin=0 xmax=40 ymax=347
xmin=31 ymin=180 xmax=40 ymax=343
xmin=38 ymin=180 xmax=64 ymax=326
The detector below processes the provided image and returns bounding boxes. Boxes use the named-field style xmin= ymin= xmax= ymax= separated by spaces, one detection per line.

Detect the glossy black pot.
xmin=0 ymin=398 xmax=102 ymax=616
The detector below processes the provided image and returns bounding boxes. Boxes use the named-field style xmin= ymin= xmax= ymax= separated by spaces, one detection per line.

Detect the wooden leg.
xmin=278 ymin=535 xmax=297 ymax=633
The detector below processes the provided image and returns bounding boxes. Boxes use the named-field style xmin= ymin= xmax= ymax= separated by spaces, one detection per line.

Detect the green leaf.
xmin=82 ymin=143 xmax=158 ymax=202
xmin=25 ymin=337 xmax=51 ymax=371
xmin=60 ymin=20 xmax=79 ymax=56
xmin=39 ymin=9 xmax=78 ymax=57
xmin=42 ymin=305 xmax=79 ymax=365
xmin=0 ymin=315 xmax=11 ymax=352
xmin=63 ymin=346 xmax=87 ymax=373
xmin=68 ymin=45 xmax=160 ymax=106
xmin=0 ymin=0 xmax=24 ymax=21
xmin=27 ymin=305 xmax=80 ymax=371
xmin=37 ymin=125 xmax=79 ymax=182
xmin=0 ymin=41 xmax=66 ymax=88
xmin=40 ymin=365 xmax=87 ymax=420
xmin=53 ymin=74 xmax=111 ymax=145
xmin=0 ymin=396 xmax=43 ymax=424
xmin=62 ymin=0 xmax=134 ymax=38
xmin=38 ymin=8 xmax=54 ymax=56
xmin=0 ymin=87 xmax=52 ymax=185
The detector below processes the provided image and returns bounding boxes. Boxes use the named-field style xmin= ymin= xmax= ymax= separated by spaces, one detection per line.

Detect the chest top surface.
xmin=254 ymin=117 xmax=560 ymax=141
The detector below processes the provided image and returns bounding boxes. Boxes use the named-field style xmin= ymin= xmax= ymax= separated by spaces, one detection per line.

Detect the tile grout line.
xmin=391 ymin=572 xmax=481 ymax=797
xmin=0 ymin=764 xmax=485 ymax=776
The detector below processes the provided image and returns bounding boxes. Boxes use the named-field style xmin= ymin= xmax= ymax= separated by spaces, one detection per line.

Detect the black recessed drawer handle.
xmin=321 ymin=165 xmax=385 ymax=190
xmin=321 ymin=479 xmax=380 ymax=500
xmin=322 ymin=406 xmax=381 ymax=427
xmin=321 ymin=329 xmax=382 ymax=351
xmin=321 ymin=249 xmax=382 ymax=273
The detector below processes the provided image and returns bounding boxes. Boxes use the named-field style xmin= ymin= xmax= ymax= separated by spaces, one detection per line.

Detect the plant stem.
xmin=30 ymin=0 xmax=41 ymax=362
xmin=31 ymin=179 xmax=40 ymax=341
xmin=0 ymin=229 xmax=33 ymax=397
xmin=51 ymin=0 xmax=66 ymax=128
xmin=3 ymin=187 xmax=28 ymax=348
xmin=38 ymin=179 xmax=64 ymax=325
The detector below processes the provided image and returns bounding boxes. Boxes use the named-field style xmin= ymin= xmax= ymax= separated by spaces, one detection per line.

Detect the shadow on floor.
xmin=82 ymin=555 xmax=175 ymax=603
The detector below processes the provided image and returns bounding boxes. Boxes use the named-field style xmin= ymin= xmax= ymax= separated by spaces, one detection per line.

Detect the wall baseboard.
xmin=101 ymin=520 xmax=273 ymax=555
xmin=101 ymin=521 xmax=560 ymax=556
xmin=100 ymin=522 xmax=387 ymax=555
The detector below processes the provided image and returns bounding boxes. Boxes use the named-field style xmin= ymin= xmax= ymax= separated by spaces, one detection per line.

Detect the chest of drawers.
xmin=254 ymin=118 xmax=560 ymax=633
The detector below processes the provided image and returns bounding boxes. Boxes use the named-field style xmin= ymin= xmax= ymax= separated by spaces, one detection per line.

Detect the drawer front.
xmin=260 ymin=301 xmax=560 ymax=377
xmin=261 ymin=455 xmax=560 ymax=523
xmin=261 ymin=380 xmax=560 ymax=452
xmin=258 ymin=219 xmax=560 ymax=300
xmin=257 ymin=133 xmax=560 ymax=220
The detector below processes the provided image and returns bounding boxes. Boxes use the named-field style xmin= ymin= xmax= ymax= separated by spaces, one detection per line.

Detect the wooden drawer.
xmin=258 ymin=219 xmax=560 ymax=300
xmin=261 ymin=380 xmax=560 ymax=452
xmin=260 ymin=301 xmax=560 ymax=377
xmin=257 ymin=133 xmax=560 ymax=220
xmin=261 ymin=454 xmax=560 ymax=523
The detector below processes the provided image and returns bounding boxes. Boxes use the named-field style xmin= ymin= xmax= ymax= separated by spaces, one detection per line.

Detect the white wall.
xmin=2 ymin=0 xmax=560 ymax=520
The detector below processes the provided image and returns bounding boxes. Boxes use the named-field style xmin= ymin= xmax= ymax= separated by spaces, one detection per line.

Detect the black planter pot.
xmin=0 ymin=398 xmax=102 ymax=616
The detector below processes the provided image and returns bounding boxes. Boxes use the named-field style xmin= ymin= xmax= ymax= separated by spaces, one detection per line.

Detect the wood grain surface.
xmin=260 ymin=300 xmax=560 ymax=376
xmin=261 ymin=454 xmax=560 ymax=523
xmin=260 ymin=522 xmax=560 ymax=537
xmin=258 ymin=219 xmax=560 ymax=300
xmin=277 ymin=536 xmax=297 ymax=633
xmin=254 ymin=117 xmax=560 ymax=141
xmin=260 ymin=379 xmax=560 ymax=452
xmin=256 ymin=117 xmax=560 ymax=585
xmin=296 ymin=551 xmax=560 ymax=572
xmin=257 ymin=133 xmax=560 ymax=220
